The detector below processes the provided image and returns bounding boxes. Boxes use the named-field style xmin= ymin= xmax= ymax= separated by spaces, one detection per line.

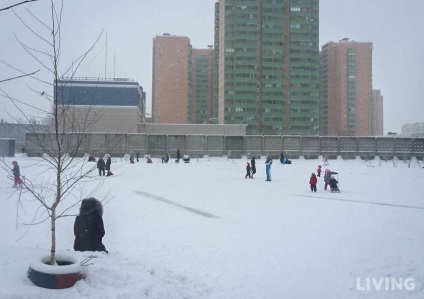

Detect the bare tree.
xmin=0 ymin=0 xmax=107 ymax=265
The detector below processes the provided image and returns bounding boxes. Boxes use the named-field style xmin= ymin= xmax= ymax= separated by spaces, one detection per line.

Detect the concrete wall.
xmin=25 ymin=133 xmax=424 ymax=159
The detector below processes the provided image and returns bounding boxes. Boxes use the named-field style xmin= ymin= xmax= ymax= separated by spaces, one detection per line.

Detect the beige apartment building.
xmin=152 ymin=34 xmax=190 ymax=124
xmin=321 ymin=39 xmax=373 ymax=136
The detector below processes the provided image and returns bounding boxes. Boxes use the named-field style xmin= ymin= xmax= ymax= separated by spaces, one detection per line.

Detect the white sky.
xmin=0 ymin=0 xmax=423 ymax=133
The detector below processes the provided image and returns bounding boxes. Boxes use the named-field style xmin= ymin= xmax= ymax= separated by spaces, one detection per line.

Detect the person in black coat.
xmin=250 ymin=156 xmax=256 ymax=179
xmin=73 ymin=197 xmax=107 ymax=252
xmin=97 ymin=157 xmax=105 ymax=176
xmin=105 ymin=156 xmax=113 ymax=176
xmin=176 ymin=149 xmax=181 ymax=162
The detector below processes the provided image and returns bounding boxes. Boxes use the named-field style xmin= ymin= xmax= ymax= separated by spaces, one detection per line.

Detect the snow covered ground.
xmin=0 ymin=155 xmax=423 ymax=299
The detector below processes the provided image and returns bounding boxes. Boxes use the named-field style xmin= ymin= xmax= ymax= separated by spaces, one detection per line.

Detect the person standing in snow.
xmin=245 ymin=162 xmax=252 ymax=179
xmin=280 ymin=151 xmax=284 ymax=164
xmin=250 ymin=156 xmax=256 ymax=179
xmin=97 ymin=157 xmax=106 ymax=176
xmin=136 ymin=152 xmax=140 ymax=162
xmin=105 ymin=156 xmax=113 ymax=176
xmin=309 ymin=173 xmax=317 ymax=192
xmin=176 ymin=149 xmax=181 ymax=162
xmin=265 ymin=155 xmax=272 ymax=181
xmin=74 ymin=197 xmax=107 ymax=253
xmin=11 ymin=161 xmax=22 ymax=187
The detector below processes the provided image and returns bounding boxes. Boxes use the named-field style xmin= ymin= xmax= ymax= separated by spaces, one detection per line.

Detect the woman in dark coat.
xmin=105 ymin=156 xmax=113 ymax=176
xmin=97 ymin=157 xmax=105 ymax=176
xmin=250 ymin=156 xmax=256 ymax=178
xmin=74 ymin=198 xmax=107 ymax=252
xmin=176 ymin=149 xmax=181 ymax=162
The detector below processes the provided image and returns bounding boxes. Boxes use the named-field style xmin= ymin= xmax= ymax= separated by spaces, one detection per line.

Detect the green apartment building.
xmin=215 ymin=0 xmax=320 ymax=135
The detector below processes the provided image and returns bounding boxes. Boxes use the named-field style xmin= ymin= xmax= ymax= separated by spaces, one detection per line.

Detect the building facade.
xmin=152 ymin=34 xmax=191 ymax=124
xmin=191 ymin=47 xmax=215 ymax=124
xmin=371 ymin=89 xmax=384 ymax=135
xmin=321 ymin=39 xmax=373 ymax=136
xmin=215 ymin=0 xmax=320 ymax=135
xmin=55 ymin=77 xmax=146 ymax=133
xmin=0 ymin=121 xmax=49 ymax=151
xmin=402 ymin=122 xmax=424 ymax=135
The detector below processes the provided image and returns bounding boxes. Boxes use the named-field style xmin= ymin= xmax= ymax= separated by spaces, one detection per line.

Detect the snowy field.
xmin=0 ymin=155 xmax=423 ymax=299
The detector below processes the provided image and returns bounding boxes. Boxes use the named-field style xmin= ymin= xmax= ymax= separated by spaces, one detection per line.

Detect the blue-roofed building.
xmin=55 ymin=77 xmax=146 ymax=133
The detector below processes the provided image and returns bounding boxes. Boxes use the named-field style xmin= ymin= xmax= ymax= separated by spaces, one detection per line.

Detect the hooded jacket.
xmin=97 ymin=158 xmax=105 ymax=170
xmin=74 ymin=198 xmax=106 ymax=252
xmin=12 ymin=162 xmax=20 ymax=177
xmin=105 ymin=157 xmax=111 ymax=171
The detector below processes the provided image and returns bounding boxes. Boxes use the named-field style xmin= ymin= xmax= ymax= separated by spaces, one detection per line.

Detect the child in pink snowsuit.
xmin=12 ymin=161 xmax=22 ymax=187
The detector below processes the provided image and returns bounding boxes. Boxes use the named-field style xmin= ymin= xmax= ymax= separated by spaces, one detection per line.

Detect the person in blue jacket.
xmin=265 ymin=155 xmax=273 ymax=181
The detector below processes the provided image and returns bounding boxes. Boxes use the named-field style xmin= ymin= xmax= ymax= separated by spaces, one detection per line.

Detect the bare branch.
xmin=0 ymin=60 xmax=52 ymax=85
xmin=0 ymin=0 xmax=38 ymax=12
xmin=0 ymin=89 xmax=51 ymax=115
xmin=0 ymin=70 xmax=40 ymax=83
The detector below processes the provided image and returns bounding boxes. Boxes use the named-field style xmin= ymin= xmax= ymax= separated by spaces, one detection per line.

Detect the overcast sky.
xmin=1 ymin=0 xmax=423 ymax=134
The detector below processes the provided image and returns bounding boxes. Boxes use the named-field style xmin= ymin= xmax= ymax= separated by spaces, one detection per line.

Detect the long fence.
xmin=25 ymin=133 xmax=424 ymax=159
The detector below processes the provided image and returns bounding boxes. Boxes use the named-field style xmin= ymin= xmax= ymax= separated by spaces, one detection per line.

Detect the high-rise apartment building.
xmin=321 ymin=39 xmax=373 ymax=136
xmin=152 ymin=34 xmax=191 ymax=124
xmin=191 ymin=47 xmax=214 ymax=124
xmin=215 ymin=0 xmax=320 ymax=135
xmin=371 ymin=89 xmax=383 ymax=135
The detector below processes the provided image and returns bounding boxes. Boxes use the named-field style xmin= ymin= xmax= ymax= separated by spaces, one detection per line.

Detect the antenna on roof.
xmin=105 ymin=33 xmax=108 ymax=78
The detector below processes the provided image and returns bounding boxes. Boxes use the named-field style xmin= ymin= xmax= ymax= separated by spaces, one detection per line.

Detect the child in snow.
xmin=11 ymin=161 xmax=22 ymax=187
xmin=323 ymin=169 xmax=338 ymax=190
xmin=329 ymin=175 xmax=339 ymax=192
xmin=129 ymin=154 xmax=135 ymax=164
xmin=317 ymin=165 xmax=322 ymax=177
xmin=245 ymin=162 xmax=252 ymax=179
xmin=309 ymin=173 xmax=317 ymax=192
xmin=146 ymin=155 xmax=153 ymax=163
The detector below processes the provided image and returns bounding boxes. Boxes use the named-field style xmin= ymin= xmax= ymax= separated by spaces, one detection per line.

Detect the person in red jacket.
xmin=309 ymin=173 xmax=317 ymax=192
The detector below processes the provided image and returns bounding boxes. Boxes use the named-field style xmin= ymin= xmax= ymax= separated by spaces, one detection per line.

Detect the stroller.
xmin=329 ymin=174 xmax=340 ymax=192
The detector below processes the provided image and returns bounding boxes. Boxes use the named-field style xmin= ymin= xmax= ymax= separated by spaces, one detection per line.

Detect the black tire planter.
xmin=27 ymin=253 xmax=85 ymax=289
